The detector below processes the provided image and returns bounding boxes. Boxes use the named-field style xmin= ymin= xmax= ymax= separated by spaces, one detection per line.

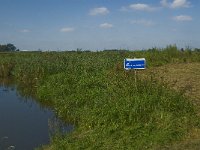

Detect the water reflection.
xmin=0 ymin=78 xmax=73 ymax=150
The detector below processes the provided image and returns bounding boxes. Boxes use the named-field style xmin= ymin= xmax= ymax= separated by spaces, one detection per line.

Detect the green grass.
xmin=0 ymin=46 xmax=200 ymax=149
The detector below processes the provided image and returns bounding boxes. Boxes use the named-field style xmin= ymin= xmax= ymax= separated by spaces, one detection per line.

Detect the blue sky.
xmin=0 ymin=0 xmax=199 ymax=50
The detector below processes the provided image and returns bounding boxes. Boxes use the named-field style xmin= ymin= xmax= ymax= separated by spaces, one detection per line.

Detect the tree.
xmin=0 ymin=43 xmax=17 ymax=52
xmin=194 ymin=48 xmax=200 ymax=52
xmin=6 ymin=43 xmax=16 ymax=51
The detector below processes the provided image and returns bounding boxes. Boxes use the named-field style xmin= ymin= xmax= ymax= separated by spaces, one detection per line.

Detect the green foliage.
xmin=0 ymin=43 xmax=17 ymax=52
xmin=0 ymin=46 xmax=200 ymax=149
xmin=194 ymin=48 xmax=200 ymax=52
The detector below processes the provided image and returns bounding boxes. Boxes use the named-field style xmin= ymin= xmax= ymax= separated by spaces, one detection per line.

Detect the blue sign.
xmin=124 ymin=58 xmax=146 ymax=70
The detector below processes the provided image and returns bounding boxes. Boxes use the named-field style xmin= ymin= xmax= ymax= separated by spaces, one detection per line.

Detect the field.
xmin=0 ymin=46 xmax=200 ymax=149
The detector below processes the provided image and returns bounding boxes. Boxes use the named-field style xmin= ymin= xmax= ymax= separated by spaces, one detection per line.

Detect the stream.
xmin=0 ymin=83 xmax=73 ymax=150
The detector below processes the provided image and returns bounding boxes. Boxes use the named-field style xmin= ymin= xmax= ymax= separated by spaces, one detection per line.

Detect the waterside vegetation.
xmin=0 ymin=45 xmax=200 ymax=149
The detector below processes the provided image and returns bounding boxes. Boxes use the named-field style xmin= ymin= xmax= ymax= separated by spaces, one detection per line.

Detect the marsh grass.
xmin=0 ymin=46 xmax=200 ymax=149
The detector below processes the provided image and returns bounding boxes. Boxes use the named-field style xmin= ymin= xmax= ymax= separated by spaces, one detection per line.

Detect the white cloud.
xmin=171 ymin=0 xmax=190 ymax=8
xmin=21 ymin=29 xmax=30 ymax=33
xmin=160 ymin=0 xmax=169 ymax=7
xmin=129 ymin=3 xmax=157 ymax=11
xmin=89 ymin=7 xmax=109 ymax=16
xmin=131 ymin=19 xmax=155 ymax=26
xmin=99 ymin=23 xmax=113 ymax=28
xmin=173 ymin=15 xmax=192 ymax=21
xmin=60 ymin=27 xmax=74 ymax=32
xmin=161 ymin=0 xmax=190 ymax=8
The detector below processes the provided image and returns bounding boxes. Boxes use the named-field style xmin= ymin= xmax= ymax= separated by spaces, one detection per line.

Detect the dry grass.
xmin=143 ymin=62 xmax=200 ymax=105
xmin=142 ymin=62 xmax=200 ymax=150
xmin=156 ymin=129 xmax=200 ymax=150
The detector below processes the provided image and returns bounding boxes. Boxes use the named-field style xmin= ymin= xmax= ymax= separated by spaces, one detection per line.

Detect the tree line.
xmin=0 ymin=43 xmax=18 ymax=52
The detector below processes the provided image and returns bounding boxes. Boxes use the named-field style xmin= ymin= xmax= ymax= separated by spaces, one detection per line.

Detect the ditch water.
xmin=0 ymin=82 xmax=73 ymax=150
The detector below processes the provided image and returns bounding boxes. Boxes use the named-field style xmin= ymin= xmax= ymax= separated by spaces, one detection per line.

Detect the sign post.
xmin=124 ymin=58 xmax=146 ymax=70
xmin=124 ymin=58 xmax=146 ymax=89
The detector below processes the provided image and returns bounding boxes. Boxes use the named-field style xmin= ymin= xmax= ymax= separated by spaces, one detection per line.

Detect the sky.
xmin=0 ymin=0 xmax=199 ymax=51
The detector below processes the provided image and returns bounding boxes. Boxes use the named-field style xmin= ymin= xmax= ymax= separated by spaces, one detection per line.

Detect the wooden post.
xmin=135 ymin=69 xmax=137 ymax=90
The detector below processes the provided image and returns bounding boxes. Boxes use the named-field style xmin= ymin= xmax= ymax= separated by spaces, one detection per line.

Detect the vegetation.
xmin=0 ymin=45 xmax=200 ymax=149
xmin=0 ymin=43 xmax=18 ymax=52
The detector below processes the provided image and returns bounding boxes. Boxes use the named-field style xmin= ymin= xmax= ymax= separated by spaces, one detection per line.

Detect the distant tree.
xmin=181 ymin=48 xmax=184 ymax=52
xmin=0 ymin=45 xmax=7 ymax=51
xmin=194 ymin=48 xmax=200 ymax=52
xmin=6 ymin=43 xmax=16 ymax=51
xmin=0 ymin=43 xmax=17 ymax=52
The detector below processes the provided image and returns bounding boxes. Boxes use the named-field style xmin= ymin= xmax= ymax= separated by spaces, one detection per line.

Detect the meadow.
xmin=0 ymin=45 xmax=200 ymax=149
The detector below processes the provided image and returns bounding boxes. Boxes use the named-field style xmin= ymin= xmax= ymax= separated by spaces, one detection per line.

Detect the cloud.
xmin=131 ymin=19 xmax=155 ymax=26
xmin=161 ymin=0 xmax=190 ymax=8
xmin=160 ymin=0 xmax=169 ymax=7
xmin=129 ymin=3 xmax=158 ymax=11
xmin=89 ymin=7 xmax=109 ymax=16
xmin=171 ymin=0 xmax=190 ymax=8
xmin=21 ymin=29 xmax=30 ymax=33
xmin=60 ymin=27 xmax=74 ymax=32
xmin=173 ymin=15 xmax=192 ymax=21
xmin=99 ymin=23 xmax=113 ymax=28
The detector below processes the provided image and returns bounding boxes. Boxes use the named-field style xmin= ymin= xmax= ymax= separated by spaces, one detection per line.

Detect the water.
xmin=0 ymin=85 xmax=73 ymax=150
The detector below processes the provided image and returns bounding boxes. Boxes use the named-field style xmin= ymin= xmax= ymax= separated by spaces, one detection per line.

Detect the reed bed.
xmin=0 ymin=46 xmax=200 ymax=149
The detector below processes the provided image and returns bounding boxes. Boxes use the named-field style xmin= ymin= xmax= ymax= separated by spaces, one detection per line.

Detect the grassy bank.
xmin=0 ymin=46 xmax=200 ymax=149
